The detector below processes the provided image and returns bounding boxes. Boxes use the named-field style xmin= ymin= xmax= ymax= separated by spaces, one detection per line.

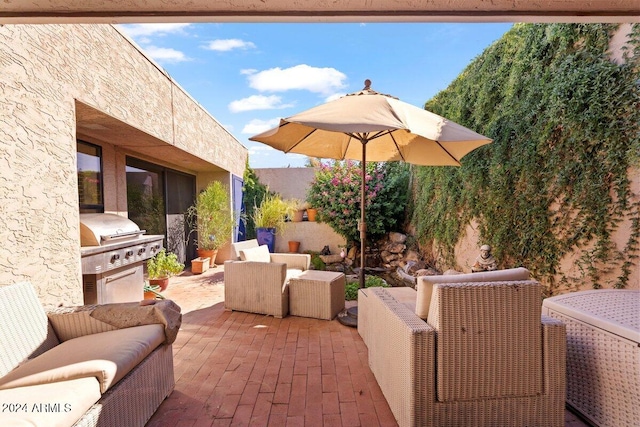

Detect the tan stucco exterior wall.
xmin=254 ymin=168 xmax=347 ymax=254
xmin=254 ymin=167 xmax=316 ymax=201
xmin=0 ymin=24 xmax=247 ymax=307
xmin=449 ymin=167 xmax=639 ymax=292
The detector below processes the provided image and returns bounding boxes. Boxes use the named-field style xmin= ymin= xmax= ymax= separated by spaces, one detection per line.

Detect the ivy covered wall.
xmin=411 ymin=23 xmax=639 ymax=295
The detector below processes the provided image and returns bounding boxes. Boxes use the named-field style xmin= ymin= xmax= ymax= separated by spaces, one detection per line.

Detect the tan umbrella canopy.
xmin=250 ymin=80 xmax=492 ymax=287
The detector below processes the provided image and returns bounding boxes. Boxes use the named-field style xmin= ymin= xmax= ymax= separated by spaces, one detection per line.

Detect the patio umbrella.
xmin=250 ymin=80 xmax=492 ymax=288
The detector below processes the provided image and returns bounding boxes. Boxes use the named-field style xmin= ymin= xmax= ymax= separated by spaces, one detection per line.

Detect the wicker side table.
xmin=289 ymin=270 xmax=345 ymax=320
xmin=542 ymin=290 xmax=640 ymax=427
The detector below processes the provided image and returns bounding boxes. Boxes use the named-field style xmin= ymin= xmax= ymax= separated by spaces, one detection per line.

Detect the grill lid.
xmin=80 ymin=213 xmax=145 ymax=246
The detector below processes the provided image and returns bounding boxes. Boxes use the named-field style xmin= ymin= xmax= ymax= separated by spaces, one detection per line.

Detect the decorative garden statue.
xmin=472 ymin=244 xmax=497 ymax=272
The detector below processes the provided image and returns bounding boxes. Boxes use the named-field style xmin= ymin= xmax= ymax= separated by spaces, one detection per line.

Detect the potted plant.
xmin=252 ymin=194 xmax=296 ymax=252
xmin=288 ymin=240 xmax=301 ymax=253
xmin=147 ymin=249 xmax=184 ymax=291
xmin=187 ymin=181 xmax=235 ymax=265
xmin=290 ymin=199 xmax=308 ymax=222
xmin=143 ymin=282 xmax=166 ymax=300
xmin=190 ymin=256 xmax=210 ymax=274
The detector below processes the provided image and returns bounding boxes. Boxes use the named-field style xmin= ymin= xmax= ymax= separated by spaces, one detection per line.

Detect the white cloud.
xmin=117 ymin=24 xmax=191 ymax=64
xmin=242 ymin=118 xmax=281 ymax=135
xmin=246 ymin=64 xmax=347 ymax=95
xmin=143 ymin=46 xmax=190 ymax=64
xmin=204 ymin=39 xmax=256 ymax=52
xmin=241 ymin=68 xmax=257 ymax=75
xmin=117 ymin=23 xmax=191 ymax=38
xmin=229 ymin=95 xmax=293 ymax=113
xmin=324 ymin=92 xmax=345 ymax=102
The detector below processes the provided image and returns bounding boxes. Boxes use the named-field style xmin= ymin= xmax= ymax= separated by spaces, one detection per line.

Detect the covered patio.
xmin=147 ymin=266 xmax=588 ymax=427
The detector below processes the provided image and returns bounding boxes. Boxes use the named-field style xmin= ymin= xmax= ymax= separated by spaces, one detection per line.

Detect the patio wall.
xmin=451 ymin=167 xmax=638 ymax=291
xmin=0 ymin=24 xmax=247 ymax=307
xmin=449 ymin=25 xmax=640 ymax=291
xmin=254 ymin=168 xmax=346 ymax=255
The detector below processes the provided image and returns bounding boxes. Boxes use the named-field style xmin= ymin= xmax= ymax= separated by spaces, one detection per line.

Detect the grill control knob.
xmin=138 ymin=248 xmax=146 ymax=255
xmin=125 ymin=250 xmax=134 ymax=258
xmin=110 ymin=254 xmax=120 ymax=263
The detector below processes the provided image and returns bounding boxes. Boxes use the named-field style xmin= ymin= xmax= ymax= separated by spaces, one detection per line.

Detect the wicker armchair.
xmin=358 ymin=269 xmax=566 ymax=427
xmin=223 ymin=239 xmax=310 ymax=318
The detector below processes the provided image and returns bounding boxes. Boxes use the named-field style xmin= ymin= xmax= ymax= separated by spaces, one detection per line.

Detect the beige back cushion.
xmin=415 ymin=267 xmax=530 ymax=319
xmin=239 ymin=245 xmax=271 ymax=263
xmin=429 ymin=280 xmax=543 ymax=401
xmin=0 ymin=282 xmax=60 ymax=377
xmin=231 ymin=239 xmax=259 ymax=260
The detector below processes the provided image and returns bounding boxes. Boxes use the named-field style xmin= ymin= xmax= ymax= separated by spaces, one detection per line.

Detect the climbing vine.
xmin=412 ymin=24 xmax=640 ymax=294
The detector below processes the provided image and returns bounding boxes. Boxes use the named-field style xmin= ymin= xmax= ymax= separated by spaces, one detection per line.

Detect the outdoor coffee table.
xmin=542 ymin=289 xmax=640 ymax=427
xmin=289 ymin=270 xmax=345 ymax=320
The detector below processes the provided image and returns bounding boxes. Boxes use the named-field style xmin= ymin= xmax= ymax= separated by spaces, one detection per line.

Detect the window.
xmin=77 ymin=140 xmax=104 ymax=213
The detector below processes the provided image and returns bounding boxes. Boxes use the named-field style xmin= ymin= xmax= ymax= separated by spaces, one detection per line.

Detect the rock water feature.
xmin=319 ymin=231 xmax=440 ymax=290
xmin=316 ymin=231 xmax=442 ymax=327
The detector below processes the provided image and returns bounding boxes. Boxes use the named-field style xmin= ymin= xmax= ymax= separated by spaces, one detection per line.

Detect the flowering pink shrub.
xmin=307 ymin=160 xmax=410 ymax=244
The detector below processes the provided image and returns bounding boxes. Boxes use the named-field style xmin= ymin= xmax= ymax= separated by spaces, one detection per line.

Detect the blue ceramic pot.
xmin=256 ymin=227 xmax=276 ymax=253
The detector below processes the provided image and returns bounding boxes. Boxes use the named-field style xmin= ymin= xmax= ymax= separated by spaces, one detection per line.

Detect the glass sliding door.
xmin=125 ymin=157 xmax=196 ymax=264
xmin=166 ymin=170 xmax=196 ymax=264
xmin=126 ymin=158 xmax=167 ymax=238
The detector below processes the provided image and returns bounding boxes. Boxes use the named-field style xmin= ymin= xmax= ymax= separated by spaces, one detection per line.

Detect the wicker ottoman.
xmin=542 ymin=290 xmax=640 ymax=427
xmin=289 ymin=270 xmax=345 ymax=320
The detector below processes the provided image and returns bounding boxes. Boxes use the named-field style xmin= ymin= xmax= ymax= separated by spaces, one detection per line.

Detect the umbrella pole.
xmin=359 ymin=140 xmax=366 ymax=289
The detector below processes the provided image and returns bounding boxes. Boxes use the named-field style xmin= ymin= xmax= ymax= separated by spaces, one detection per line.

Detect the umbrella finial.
xmin=363 ymin=79 xmax=371 ymax=90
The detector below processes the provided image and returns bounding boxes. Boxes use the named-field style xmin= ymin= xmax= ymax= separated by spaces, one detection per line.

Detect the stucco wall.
xmin=449 ymin=166 xmax=639 ymax=292
xmin=276 ymin=222 xmax=346 ymax=255
xmin=0 ymin=24 xmax=247 ymax=307
xmin=254 ymin=167 xmax=347 ymax=254
xmin=254 ymin=167 xmax=316 ymax=201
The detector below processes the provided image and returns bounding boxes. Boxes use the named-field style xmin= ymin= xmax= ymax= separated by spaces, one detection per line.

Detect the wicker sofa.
xmin=0 ymin=282 xmax=180 ymax=427
xmin=224 ymin=239 xmax=310 ymax=317
xmin=358 ymin=268 xmax=567 ymax=427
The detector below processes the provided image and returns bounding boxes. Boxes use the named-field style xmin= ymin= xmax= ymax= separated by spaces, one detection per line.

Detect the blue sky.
xmin=117 ymin=23 xmax=513 ymax=169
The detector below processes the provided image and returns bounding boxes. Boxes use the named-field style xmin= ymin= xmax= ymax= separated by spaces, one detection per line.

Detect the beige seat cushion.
xmin=0 ymin=324 xmax=164 ymax=393
xmin=239 ymin=245 xmax=271 ymax=262
xmin=415 ymin=267 xmax=530 ymax=319
xmin=0 ymin=377 xmax=101 ymax=427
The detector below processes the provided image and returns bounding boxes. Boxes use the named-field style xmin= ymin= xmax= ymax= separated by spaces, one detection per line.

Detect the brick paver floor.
xmin=146 ymin=265 xmax=588 ymax=427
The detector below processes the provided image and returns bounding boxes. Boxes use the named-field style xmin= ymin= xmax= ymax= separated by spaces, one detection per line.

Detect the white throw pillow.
xmin=239 ymin=245 xmax=271 ymax=263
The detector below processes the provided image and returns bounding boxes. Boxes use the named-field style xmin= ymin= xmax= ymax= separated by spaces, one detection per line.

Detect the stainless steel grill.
xmin=80 ymin=213 xmax=164 ymax=304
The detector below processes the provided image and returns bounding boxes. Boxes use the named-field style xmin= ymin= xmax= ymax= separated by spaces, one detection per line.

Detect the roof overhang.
xmin=1 ymin=0 xmax=638 ymax=24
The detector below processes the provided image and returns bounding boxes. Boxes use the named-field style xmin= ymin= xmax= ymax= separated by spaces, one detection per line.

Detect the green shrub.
xmin=308 ymin=252 xmax=326 ymax=270
xmin=307 ymin=161 xmax=410 ymax=245
xmin=344 ymin=275 xmax=390 ymax=301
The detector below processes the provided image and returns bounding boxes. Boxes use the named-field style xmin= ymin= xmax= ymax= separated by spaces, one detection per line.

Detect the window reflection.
xmin=77 ymin=140 xmax=103 ymax=213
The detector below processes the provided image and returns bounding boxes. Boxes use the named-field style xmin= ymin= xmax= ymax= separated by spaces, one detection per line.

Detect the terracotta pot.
xmin=149 ymin=277 xmax=169 ymax=292
xmin=191 ymin=257 xmax=210 ymax=274
xmin=144 ymin=290 xmax=157 ymax=300
xmin=292 ymin=209 xmax=304 ymax=222
xmin=307 ymin=208 xmax=318 ymax=222
xmin=197 ymin=249 xmax=218 ymax=265
xmin=288 ymin=241 xmax=301 ymax=253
